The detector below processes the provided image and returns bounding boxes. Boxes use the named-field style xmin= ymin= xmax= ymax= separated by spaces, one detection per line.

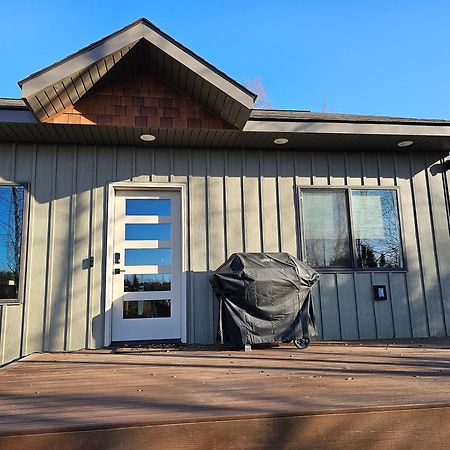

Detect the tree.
xmin=245 ymin=77 xmax=272 ymax=109
xmin=132 ymin=274 xmax=140 ymax=291
xmin=0 ymin=186 xmax=23 ymax=298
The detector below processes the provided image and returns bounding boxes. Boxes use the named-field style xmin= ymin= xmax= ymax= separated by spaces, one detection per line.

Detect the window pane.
xmin=351 ymin=190 xmax=403 ymax=268
xmin=0 ymin=186 xmax=24 ymax=299
xmin=124 ymin=274 xmax=171 ymax=292
xmin=123 ymin=300 xmax=171 ymax=319
xmin=126 ymin=199 xmax=170 ymax=216
xmin=125 ymin=224 xmax=171 ymax=241
xmin=302 ymin=190 xmax=351 ymax=267
xmin=125 ymin=248 xmax=171 ymax=266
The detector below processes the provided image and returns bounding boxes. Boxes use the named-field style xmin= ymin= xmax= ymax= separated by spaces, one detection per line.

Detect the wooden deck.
xmin=0 ymin=340 xmax=449 ymax=449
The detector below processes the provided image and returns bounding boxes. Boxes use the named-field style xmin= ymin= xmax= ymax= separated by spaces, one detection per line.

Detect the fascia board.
xmin=244 ymin=120 xmax=450 ymax=137
xmin=142 ymin=27 xmax=254 ymax=109
xmin=20 ymin=21 xmax=254 ymax=110
xmin=20 ymin=23 xmax=145 ymax=98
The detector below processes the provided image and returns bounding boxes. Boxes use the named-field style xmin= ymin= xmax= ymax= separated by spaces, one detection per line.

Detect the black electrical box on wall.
xmin=373 ymin=285 xmax=388 ymax=301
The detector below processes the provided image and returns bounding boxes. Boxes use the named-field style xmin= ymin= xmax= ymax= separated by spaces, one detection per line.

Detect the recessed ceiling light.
xmin=397 ymin=140 xmax=413 ymax=147
xmin=140 ymin=134 xmax=156 ymax=142
xmin=274 ymin=137 xmax=289 ymax=145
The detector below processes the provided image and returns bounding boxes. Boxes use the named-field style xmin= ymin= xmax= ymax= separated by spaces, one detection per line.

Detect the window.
xmin=299 ymin=188 xmax=404 ymax=270
xmin=0 ymin=185 xmax=25 ymax=301
xmin=302 ymin=190 xmax=352 ymax=267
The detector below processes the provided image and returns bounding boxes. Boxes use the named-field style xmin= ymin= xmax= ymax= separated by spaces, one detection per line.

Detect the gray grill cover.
xmin=209 ymin=253 xmax=319 ymax=345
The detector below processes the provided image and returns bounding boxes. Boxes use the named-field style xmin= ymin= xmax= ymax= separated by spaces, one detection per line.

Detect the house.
xmin=0 ymin=18 xmax=449 ymax=366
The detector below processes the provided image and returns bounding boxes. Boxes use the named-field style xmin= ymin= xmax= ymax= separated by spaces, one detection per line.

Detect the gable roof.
xmin=18 ymin=18 xmax=256 ymax=129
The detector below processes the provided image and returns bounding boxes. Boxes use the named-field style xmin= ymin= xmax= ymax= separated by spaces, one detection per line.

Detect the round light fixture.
xmin=140 ymin=134 xmax=156 ymax=142
xmin=397 ymin=140 xmax=413 ymax=148
xmin=274 ymin=137 xmax=289 ymax=145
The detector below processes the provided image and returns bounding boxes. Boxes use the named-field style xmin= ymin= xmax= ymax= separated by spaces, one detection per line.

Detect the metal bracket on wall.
xmin=82 ymin=257 xmax=94 ymax=270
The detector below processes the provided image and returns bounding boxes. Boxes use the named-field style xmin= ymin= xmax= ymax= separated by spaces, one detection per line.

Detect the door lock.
xmin=114 ymin=253 xmax=121 ymax=264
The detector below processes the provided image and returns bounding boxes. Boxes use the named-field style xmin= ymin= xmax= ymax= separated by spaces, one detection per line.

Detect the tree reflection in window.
xmin=124 ymin=273 xmax=171 ymax=292
xmin=352 ymin=190 xmax=402 ymax=268
xmin=301 ymin=188 xmax=403 ymax=270
xmin=0 ymin=186 xmax=24 ymax=299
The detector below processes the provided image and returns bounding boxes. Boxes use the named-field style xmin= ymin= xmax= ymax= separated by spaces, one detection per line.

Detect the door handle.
xmin=114 ymin=269 xmax=126 ymax=275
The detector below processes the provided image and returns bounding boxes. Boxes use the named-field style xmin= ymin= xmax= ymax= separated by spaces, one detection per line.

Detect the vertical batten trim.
xmin=293 ymin=150 xmax=301 ymax=260
xmin=369 ymin=272 xmax=378 ymax=339
xmin=205 ymin=149 xmax=213 ymax=341
xmin=64 ymin=147 xmax=78 ymax=350
xmin=352 ymin=273 xmax=361 ymax=339
xmin=424 ymin=154 xmax=447 ymax=334
xmin=205 ymin=148 xmax=211 ymax=272
xmin=275 ymin=150 xmax=282 ymax=252
xmin=223 ymin=149 xmax=229 ymax=258
xmin=10 ymin=144 xmax=17 ymax=180
xmin=408 ymin=153 xmax=431 ymax=336
xmin=43 ymin=145 xmax=57 ymax=350
xmin=335 ymin=273 xmax=343 ymax=340
xmin=86 ymin=146 xmax=97 ymax=348
xmin=240 ymin=150 xmax=247 ymax=252
xmin=187 ymin=148 xmax=194 ymax=341
xmin=387 ymin=272 xmax=400 ymax=338
xmin=104 ymin=180 xmax=114 ymax=346
xmin=316 ymin=279 xmax=323 ymax=340
xmin=20 ymin=145 xmax=37 ymax=356
xmin=204 ymin=148 xmax=216 ymax=342
xmin=258 ymin=150 xmax=264 ymax=252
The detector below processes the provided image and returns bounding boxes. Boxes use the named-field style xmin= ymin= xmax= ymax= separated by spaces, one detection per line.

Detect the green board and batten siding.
xmin=0 ymin=143 xmax=449 ymax=365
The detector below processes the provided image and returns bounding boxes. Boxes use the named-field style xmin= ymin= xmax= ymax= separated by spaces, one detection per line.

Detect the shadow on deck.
xmin=0 ymin=339 xmax=449 ymax=449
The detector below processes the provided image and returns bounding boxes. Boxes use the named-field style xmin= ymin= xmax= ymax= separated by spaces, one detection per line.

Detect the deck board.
xmin=0 ymin=341 xmax=449 ymax=448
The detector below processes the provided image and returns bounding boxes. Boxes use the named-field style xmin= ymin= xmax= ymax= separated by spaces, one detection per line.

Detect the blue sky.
xmin=2 ymin=1 xmax=450 ymax=119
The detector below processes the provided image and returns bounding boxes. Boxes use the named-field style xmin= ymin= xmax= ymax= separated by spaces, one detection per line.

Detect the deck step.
xmin=0 ymin=405 xmax=449 ymax=450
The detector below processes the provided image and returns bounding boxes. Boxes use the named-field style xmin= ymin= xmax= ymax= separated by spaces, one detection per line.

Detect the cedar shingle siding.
xmin=45 ymin=72 xmax=232 ymax=129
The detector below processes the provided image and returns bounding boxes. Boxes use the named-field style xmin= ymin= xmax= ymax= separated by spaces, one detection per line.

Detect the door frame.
xmin=104 ymin=181 xmax=187 ymax=346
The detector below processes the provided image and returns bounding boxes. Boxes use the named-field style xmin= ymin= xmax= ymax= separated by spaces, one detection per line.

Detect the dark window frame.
xmin=297 ymin=185 xmax=407 ymax=273
xmin=0 ymin=182 xmax=30 ymax=304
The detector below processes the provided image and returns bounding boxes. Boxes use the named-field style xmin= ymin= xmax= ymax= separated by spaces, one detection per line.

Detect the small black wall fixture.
xmin=444 ymin=160 xmax=450 ymax=171
xmin=373 ymin=285 xmax=388 ymax=301
xmin=82 ymin=256 xmax=94 ymax=270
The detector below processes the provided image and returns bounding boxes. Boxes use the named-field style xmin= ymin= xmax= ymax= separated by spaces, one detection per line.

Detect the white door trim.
xmin=104 ymin=181 xmax=187 ymax=346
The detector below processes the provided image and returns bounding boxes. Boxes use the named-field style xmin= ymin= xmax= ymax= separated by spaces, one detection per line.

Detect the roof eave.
xmin=244 ymin=119 xmax=450 ymax=137
xmin=18 ymin=19 xmax=255 ymax=129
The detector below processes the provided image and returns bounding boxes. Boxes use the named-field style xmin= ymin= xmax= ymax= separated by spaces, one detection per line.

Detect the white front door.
xmin=111 ymin=190 xmax=182 ymax=342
